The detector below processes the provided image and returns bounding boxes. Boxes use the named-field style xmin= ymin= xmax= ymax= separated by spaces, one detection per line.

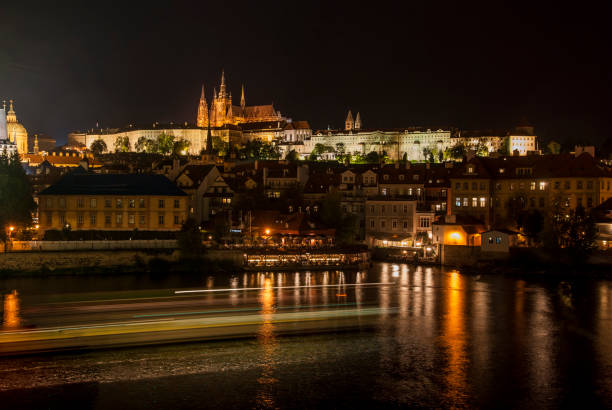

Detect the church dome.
xmin=5 ymin=100 xmax=28 ymax=153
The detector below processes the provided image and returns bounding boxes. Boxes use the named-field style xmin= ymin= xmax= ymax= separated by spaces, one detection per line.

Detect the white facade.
xmin=300 ymin=129 xmax=453 ymax=161
xmin=508 ymin=135 xmax=537 ymax=156
xmin=72 ymin=127 xmax=207 ymax=155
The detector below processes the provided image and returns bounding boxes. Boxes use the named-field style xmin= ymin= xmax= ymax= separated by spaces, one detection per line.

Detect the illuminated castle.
xmin=196 ymin=71 xmax=282 ymax=128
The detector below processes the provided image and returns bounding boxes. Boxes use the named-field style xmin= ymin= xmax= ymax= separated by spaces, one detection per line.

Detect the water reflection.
xmin=3 ymin=290 xmax=21 ymax=329
xmin=256 ymin=277 xmax=278 ymax=409
xmin=441 ymin=271 xmax=468 ymax=407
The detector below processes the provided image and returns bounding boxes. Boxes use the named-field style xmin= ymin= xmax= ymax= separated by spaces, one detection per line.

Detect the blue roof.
xmin=39 ymin=171 xmax=187 ymax=196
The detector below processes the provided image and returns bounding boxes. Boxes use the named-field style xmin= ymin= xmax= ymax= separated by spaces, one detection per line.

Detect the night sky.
xmin=1 ymin=1 xmax=610 ymax=146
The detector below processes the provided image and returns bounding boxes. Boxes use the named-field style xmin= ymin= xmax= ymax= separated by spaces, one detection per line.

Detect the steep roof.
xmin=39 ymin=172 xmax=187 ymax=196
xmin=244 ymin=105 xmax=279 ymax=120
xmin=175 ymin=164 xmax=216 ymax=187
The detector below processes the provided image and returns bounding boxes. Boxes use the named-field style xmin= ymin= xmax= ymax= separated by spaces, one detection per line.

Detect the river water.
xmin=1 ymin=263 xmax=612 ymax=409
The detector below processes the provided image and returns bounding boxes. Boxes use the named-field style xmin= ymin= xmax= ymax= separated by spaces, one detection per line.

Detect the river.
xmin=1 ymin=263 xmax=611 ymax=408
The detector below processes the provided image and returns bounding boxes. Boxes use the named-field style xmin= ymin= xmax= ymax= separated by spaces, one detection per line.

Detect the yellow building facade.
xmin=38 ymin=173 xmax=188 ymax=234
xmin=450 ymin=154 xmax=612 ymax=228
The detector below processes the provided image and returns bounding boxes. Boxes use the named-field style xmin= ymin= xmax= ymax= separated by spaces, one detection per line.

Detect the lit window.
xmin=479 ymin=197 xmax=486 ymax=207
xmin=530 ymin=182 xmax=536 ymax=190
xmin=472 ymin=197 xmax=478 ymax=207
xmin=463 ymin=197 xmax=468 ymax=207
xmin=539 ymin=182 xmax=546 ymax=190
xmin=129 ymin=199 xmax=135 ymax=208
xmin=456 ymin=197 xmax=461 ymax=207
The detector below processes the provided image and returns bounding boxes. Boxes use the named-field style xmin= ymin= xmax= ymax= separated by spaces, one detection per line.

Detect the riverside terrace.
xmin=241 ymin=246 xmax=369 ymax=269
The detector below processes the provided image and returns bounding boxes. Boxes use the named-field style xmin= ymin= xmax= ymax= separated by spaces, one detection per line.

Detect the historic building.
xmin=449 ymin=153 xmax=612 ymax=228
xmin=2 ymin=100 xmax=28 ymax=154
xmin=38 ymin=171 xmax=188 ymax=234
xmin=0 ymin=104 xmax=18 ymax=155
xmin=196 ymin=71 xmax=282 ymax=128
xmin=69 ymin=123 xmax=207 ymax=155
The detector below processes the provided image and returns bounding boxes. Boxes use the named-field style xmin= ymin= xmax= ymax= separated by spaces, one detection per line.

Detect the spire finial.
xmin=200 ymin=84 xmax=205 ymax=100
xmin=9 ymin=100 xmax=14 ymax=112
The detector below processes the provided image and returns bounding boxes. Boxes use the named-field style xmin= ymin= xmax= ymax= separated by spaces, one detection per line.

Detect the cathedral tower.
xmin=354 ymin=112 xmax=362 ymax=130
xmin=196 ymin=84 xmax=209 ymax=127
xmin=345 ymin=110 xmax=354 ymax=131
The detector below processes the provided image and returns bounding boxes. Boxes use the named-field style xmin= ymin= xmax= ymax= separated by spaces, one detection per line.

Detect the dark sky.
xmin=1 ymin=1 xmax=610 ymax=146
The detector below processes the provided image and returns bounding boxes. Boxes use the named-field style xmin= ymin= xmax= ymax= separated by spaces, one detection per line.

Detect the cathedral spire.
xmin=196 ymin=84 xmax=209 ymax=127
xmin=240 ymin=85 xmax=245 ymax=108
xmin=219 ymin=70 xmax=226 ymax=98
xmin=34 ymin=134 xmax=39 ymax=154
xmin=354 ymin=112 xmax=362 ymax=130
xmin=345 ymin=110 xmax=354 ymax=131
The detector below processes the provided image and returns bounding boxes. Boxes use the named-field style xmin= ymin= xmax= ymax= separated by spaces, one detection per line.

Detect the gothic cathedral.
xmin=197 ymin=71 xmax=282 ymax=128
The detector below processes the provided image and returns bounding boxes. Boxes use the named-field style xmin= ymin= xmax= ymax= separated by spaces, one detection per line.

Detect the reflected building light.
xmin=243 ymin=273 xmax=248 ymax=288
xmin=441 ymin=271 xmax=468 ymax=406
xmin=206 ymin=276 xmax=214 ymax=289
xmin=3 ymin=290 xmax=20 ymax=329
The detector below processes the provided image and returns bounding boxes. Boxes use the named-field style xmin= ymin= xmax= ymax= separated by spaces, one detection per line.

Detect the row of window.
xmin=368 ymin=204 xmax=412 ymax=214
xmin=455 ymin=197 xmax=488 ymax=208
xmin=368 ymin=219 xmax=411 ymax=230
xmin=46 ymin=213 xmax=182 ymax=227
xmin=367 ymin=217 xmax=430 ymax=230
xmin=457 ymin=180 xmax=607 ymax=192
xmin=46 ymin=197 xmax=182 ymax=209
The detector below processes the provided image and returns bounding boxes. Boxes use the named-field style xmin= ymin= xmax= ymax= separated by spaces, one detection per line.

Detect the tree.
xmin=543 ymin=206 xmax=597 ymax=262
xmin=318 ymin=191 xmax=358 ymax=244
xmin=447 ymin=143 xmax=465 ymax=160
xmin=173 ymin=139 xmax=191 ymax=156
xmin=0 ymin=151 xmax=36 ymax=246
xmin=135 ymin=136 xmax=148 ymax=153
xmin=547 ymin=141 xmax=562 ymax=155
xmin=522 ymin=210 xmax=544 ymax=245
xmin=365 ymin=151 xmax=380 ymax=163
xmin=114 ymin=136 xmax=131 ymax=153
xmin=285 ymin=149 xmax=299 ymax=161
xmin=335 ymin=143 xmax=345 ymax=156
xmin=156 ymin=133 xmax=175 ymax=155
xmin=90 ymin=139 xmax=107 ymax=155
xmin=177 ymin=218 xmax=204 ymax=259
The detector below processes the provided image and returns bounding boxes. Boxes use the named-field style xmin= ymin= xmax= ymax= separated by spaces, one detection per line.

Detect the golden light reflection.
xmin=441 ymin=271 xmax=468 ymax=407
xmin=3 ymin=290 xmax=21 ymax=329
xmin=256 ymin=277 xmax=278 ymax=409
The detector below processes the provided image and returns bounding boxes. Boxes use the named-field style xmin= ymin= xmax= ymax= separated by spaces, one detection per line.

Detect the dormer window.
xmin=399 ymin=175 xmax=405 ymax=181
xmin=413 ymin=174 xmax=419 ymax=181
xmin=467 ymin=166 xmax=474 ymax=174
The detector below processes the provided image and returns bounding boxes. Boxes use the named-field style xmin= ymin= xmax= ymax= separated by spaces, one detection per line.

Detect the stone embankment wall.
xmin=0 ymin=250 xmax=179 ymax=272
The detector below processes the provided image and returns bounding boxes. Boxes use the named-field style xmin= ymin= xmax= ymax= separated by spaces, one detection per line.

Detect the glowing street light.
xmin=265 ymin=228 xmax=271 ymax=235
xmin=9 ymin=226 xmax=14 ymax=232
